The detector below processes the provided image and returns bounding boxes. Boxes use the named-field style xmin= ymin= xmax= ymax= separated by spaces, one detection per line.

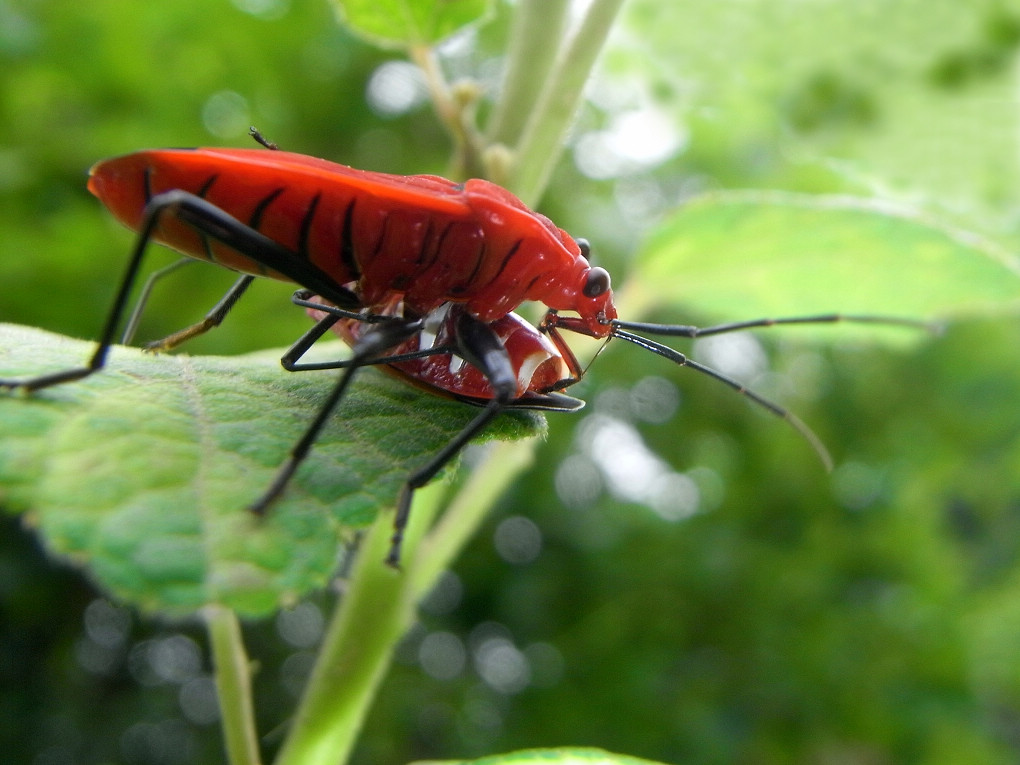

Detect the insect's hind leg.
xmin=2 ymin=189 xmax=361 ymax=394
xmin=0 ymin=193 xmax=195 ymax=393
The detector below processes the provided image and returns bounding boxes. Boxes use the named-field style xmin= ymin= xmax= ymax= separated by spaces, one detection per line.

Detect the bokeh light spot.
xmin=202 ymin=90 xmax=251 ymax=138
xmin=366 ymin=61 xmax=428 ymax=117
xmin=419 ymin=631 xmax=467 ymax=680
xmin=230 ymin=0 xmax=290 ymax=19
xmin=493 ymin=515 xmax=542 ymax=564
xmin=276 ymin=602 xmax=324 ymax=648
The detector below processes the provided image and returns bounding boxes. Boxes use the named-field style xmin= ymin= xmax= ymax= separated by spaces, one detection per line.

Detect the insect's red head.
xmin=570 ymin=237 xmax=617 ymax=335
xmin=575 ymin=265 xmax=617 ymax=336
xmin=540 ymin=237 xmax=618 ymax=336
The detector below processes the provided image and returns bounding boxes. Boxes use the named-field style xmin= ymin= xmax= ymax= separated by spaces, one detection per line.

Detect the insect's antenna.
xmin=611 ymin=313 xmax=938 ymax=339
xmin=249 ymin=126 xmax=279 ymax=150
xmin=610 ymin=327 xmax=834 ymax=471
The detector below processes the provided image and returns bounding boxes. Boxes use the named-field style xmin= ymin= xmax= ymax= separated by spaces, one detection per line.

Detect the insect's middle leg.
xmin=142 ymin=274 xmax=257 ymax=353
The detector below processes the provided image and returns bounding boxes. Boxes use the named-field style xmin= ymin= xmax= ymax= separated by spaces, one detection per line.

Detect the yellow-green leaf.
xmin=626 ymin=192 xmax=1020 ymax=330
xmin=332 ymin=0 xmax=492 ymax=48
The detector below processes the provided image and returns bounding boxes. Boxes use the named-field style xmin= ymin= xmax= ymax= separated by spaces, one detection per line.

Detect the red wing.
xmin=193 ymin=148 xmax=474 ymax=217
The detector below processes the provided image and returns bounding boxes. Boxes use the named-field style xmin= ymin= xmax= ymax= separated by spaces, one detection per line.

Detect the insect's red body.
xmin=88 ymin=149 xmax=617 ymax=335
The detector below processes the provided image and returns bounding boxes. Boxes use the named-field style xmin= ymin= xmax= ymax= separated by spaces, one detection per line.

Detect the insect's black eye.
xmin=575 ymin=238 xmax=591 ymax=260
xmin=582 ymin=267 xmax=611 ymax=298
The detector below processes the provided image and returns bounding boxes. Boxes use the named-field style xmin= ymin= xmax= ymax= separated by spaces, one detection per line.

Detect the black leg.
xmin=387 ymin=399 xmax=504 ymax=567
xmin=386 ymin=309 xmax=518 ymax=566
xmin=2 ymin=189 xmax=362 ymax=393
xmin=282 ymin=329 xmax=457 ymax=372
xmin=280 ymin=291 xmax=457 ymax=372
xmin=142 ymin=274 xmax=257 ymax=352
xmin=279 ymin=313 xmax=344 ymax=371
xmin=249 ymin=315 xmax=425 ymax=516
xmin=122 ymin=257 xmax=196 ymax=344
xmin=290 ymin=289 xmax=429 ymax=325
xmin=1 ymin=192 xmax=182 ymax=392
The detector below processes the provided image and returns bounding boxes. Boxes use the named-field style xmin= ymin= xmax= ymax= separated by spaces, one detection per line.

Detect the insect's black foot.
xmin=0 ymin=367 xmax=94 ymax=393
xmin=247 ymin=497 xmax=271 ymax=517
xmin=385 ymin=535 xmax=404 ymax=569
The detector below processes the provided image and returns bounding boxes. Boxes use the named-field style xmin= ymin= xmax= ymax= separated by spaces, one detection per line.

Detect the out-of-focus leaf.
xmin=625 ymin=192 xmax=1020 ymax=331
xmin=332 ymin=0 xmax=492 ymax=48
xmin=0 ymin=324 xmax=541 ymax=618
xmin=415 ymin=747 xmax=670 ymax=765
xmin=618 ymin=1 xmax=1020 ymax=243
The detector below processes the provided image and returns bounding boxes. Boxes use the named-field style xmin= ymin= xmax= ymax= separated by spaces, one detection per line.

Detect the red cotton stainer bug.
xmin=0 ymin=130 xmax=921 ymax=566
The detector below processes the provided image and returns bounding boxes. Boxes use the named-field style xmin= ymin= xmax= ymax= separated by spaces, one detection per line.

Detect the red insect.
xmin=0 ymin=130 xmax=920 ymax=565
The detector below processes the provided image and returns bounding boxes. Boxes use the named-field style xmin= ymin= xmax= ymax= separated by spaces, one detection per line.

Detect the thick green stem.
xmin=206 ymin=605 xmax=262 ymax=765
xmin=511 ymin=0 xmax=628 ymax=206
xmin=272 ymin=439 xmax=536 ymax=765
xmin=485 ymin=0 xmax=571 ymax=150
xmin=272 ymin=488 xmax=438 ymax=765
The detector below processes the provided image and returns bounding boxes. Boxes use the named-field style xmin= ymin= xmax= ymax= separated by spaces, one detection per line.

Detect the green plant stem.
xmin=410 ymin=44 xmax=485 ymax=180
xmin=409 ymin=44 xmax=462 ymax=146
xmin=272 ymin=482 xmax=442 ymax=765
xmin=511 ymin=0 xmax=628 ymax=205
xmin=411 ymin=440 xmax=536 ymax=595
xmin=485 ymin=0 xmax=571 ymax=150
xmin=206 ymin=605 xmax=262 ymax=765
xmin=272 ymin=438 xmax=537 ymax=765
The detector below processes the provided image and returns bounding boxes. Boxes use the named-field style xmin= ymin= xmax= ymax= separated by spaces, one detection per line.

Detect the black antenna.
xmin=585 ymin=312 xmax=939 ymax=469
xmin=610 ymin=326 xmax=834 ymax=470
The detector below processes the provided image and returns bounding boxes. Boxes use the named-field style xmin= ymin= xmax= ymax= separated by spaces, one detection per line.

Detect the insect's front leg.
xmin=387 ymin=311 xmax=518 ymax=567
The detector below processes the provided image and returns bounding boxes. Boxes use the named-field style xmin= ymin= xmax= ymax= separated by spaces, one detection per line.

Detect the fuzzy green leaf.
xmin=332 ymin=0 xmax=492 ymax=48
xmin=627 ymin=192 xmax=1020 ymax=329
xmin=0 ymin=324 xmax=541 ymax=618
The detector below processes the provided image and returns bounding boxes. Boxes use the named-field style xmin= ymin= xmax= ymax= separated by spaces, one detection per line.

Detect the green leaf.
xmin=414 ymin=747 xmax=670 ymax=765
xmin=625 ymin=192 xmax=1020 ymax=330
xmin=0 ymin=324 xmax=542 ymax=618
xmin=332 ymin=0 xmax=492 ymax=48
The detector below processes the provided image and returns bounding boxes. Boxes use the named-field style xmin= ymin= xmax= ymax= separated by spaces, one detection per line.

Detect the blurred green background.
xmin=4 ymin=0 xmax=1020 ymax=763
